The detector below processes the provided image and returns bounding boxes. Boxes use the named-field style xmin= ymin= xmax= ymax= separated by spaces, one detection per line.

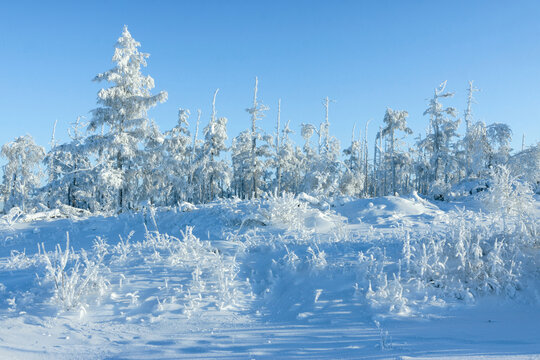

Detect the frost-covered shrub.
xmin=141 ymin=226 xmax=241 ymax=312
xmin=481 ymin=165 xmax=537 ymax=245
xmin=406 ymin=209 xmax=533 ymax=300
xmin=307 ymin=245 xmax=327 ymax=270
xmin=5 ymin=249 xmax=38 ymax=270
xmin=508 ymin=143 xmax=540 ymax=193
xmin=260 ymin=192 xmax=310 ymax=230
xmin=356 ymin=247 xmax=413 ymax=315
xmin=40 ymin=234 xmax=109 ymax=310
xmin=482 ymin=165 xmax=535 ymax=220
xmin=1 ymin=207 xmax=23 ymax=226
xmin=113 ymin=231 xmax=135 ymax=263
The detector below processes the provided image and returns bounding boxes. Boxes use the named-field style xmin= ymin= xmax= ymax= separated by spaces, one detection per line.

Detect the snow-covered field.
xmin=0 ymin=192 xmax=538 ymax=359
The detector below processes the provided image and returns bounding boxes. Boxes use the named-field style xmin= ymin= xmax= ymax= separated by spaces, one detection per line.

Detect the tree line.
xmin=1 ymin=26 xmax=537 ymax=214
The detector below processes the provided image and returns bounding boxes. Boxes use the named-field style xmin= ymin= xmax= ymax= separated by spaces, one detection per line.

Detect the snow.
xmin=0 ymin=193 xmax=538 ymax=359
xmin=336 ymin=193 xmax=442 ymax=226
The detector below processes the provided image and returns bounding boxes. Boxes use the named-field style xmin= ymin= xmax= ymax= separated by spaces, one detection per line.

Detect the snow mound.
xmin=259 ymin=193 xmax=346 ymax=233
xmin=0 ymin=205 xmax=92 ymax=228
xmin=336 ymin=193 xmax=442 ymax=225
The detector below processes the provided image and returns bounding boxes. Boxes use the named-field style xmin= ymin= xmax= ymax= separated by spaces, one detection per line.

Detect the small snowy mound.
xmin=0 ymin=205 xmax=92 ymax=228
xmin=336 ymin=193 xmax=441 ymax=225
xmin=260 ymin=193 xmax=346 ymax=233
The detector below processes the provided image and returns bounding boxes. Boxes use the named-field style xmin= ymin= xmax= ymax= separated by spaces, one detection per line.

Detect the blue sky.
xmin=0 ymin=0 xmax=539 ymax=154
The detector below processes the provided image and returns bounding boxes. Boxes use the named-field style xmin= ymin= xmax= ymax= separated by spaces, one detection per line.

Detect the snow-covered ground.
xmin=0 ymin=193 xmax=538 ymax=359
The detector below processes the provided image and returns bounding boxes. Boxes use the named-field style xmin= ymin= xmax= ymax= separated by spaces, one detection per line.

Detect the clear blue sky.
xmin=0 ymin=0 xmax=539 ymax=155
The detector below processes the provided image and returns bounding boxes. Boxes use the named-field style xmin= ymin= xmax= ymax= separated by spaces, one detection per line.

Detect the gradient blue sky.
xmin=0 ymin=0 xmax=539 ymax=155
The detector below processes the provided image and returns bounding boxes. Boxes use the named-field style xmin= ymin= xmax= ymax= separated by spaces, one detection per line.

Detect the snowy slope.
xmin=0 ymin=194 xmax=538 ymax=359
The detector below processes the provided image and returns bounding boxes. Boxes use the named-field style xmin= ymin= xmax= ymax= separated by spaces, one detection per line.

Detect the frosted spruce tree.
xmin=273 ymin=99 xmax=283 ymax=194
xmin=271 ymin=100 xmax=301 ymax=196
xmin=380 ymin=108 xmax=412 ymax=195
xmin=189 ymin=110 xmax=204 ymax=202
xmin=1 ymin=135 xmax=45 ymax=213
xmin=299 ymin=122 xmax=319 ymax=192
xmin=463 ymin=120 xmax=490 ymax=178
xmin=43 ymin=120 xmax=62 ymax=208
xmin=232 ymin=77 xmax=271 ymax=199
xmin=300 ymin=98 xmax=341 ymax=195
xmin=341 ymin=125 xmax=364 ymax=196
xmin=231 ymin=131 xmax=253 ymax=199
xmin=271 ymin=100 xmax=302 ymax=195
xmin=202 ymin=90 xmax=230 ymax=202
xmin=138 ymin=119 xmax=165 ymax=206
xmin=508 ymin=142 xmax=540 ymax=193
xmin=87 ymin=25 xmax=167 ymax=211
xmin=163 ymin=108 xmax=191 ymax=204
xmin=486 ymin=123 xmax=512 ymax=167
xmin=43 ymin=117 xmax=93 ymax=209
xmin=316 ymin=97 xmax=342 ymax=195
xmin=419 ymin=81 xmax=460 ymax=196
xmin=462 ymin=81 xmax=480 ymax=177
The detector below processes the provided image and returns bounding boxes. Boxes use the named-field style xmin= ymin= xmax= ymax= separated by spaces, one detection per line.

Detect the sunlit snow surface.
xmin=0 ymin=194 xmax=538 ymax=359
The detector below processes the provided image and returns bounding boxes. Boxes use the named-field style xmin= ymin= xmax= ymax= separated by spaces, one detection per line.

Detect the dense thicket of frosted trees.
xmin=1 ymin=27 xmax=538 ymax=213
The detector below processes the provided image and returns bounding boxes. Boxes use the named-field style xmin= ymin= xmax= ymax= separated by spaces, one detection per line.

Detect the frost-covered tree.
xmin=273 ymin=99 xmax=283 ymax=194
xmin=486 ymin=123 xmax=512 ymax=167
xmin=341 ymin=125 xmax=364 ymax=196
xmin=42 ymin=120 xmax=62 ymax=208
xmin=231 ymin=130 xmax=253 ymax=199
xmin=317 ymin=97 xmax=342 ymax=195
xmin=419 ymin=81 xmax=460 ymax=193
xmin=1 ymin=135 xmax=45 ymax=212
xmin=274 ymin=119 xmax=302 ymax=194
xmin=43 ymin=117 xmax=93 ymax=209
xmin=163 ymin=108 xmax=191 ymax=204
xmin=138 ymin=119 xmax=165 ymax=206
xmin=270 ymin=100 xmax=302 ymax=195
xmin=362 ymin=120 xmax=371 ymax=197
xmin=373 ymin=125 xmax=384 ymax=196
xmin=45 ymin=121 xmax=60 ymax=185
xmin=86 ymin=25 xmax=167 ymax=211
xmin=463 ymin=81 xmax=480 ymax=177
xmin=300 ymin=98 xmax=342 ymax=196
xmin=299 ymin=123 xmax=319 ymax=193
xmin=201 ymin=90 xmax=230 ymax=202
xmin=467 ymin=120 xmax=490 ymax=178
xmin=508 ymin=142 xmax=540 ymax=193
xmin=188 ymin=110 xmax=204 ymax=202
xmin=320 ymin=97 xmax=334 ymax=155
xmin=232 ymin=77 xmax=271 ymax=199
xmin=380 ymin=108 xmax=412 ymax=195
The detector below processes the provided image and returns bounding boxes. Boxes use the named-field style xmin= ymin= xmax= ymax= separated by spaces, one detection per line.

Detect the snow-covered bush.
xmin=140 ymin=225 xmax=241 ymax=312
xmin=481 ymin=165 xmax=537 ymax=245
xmin=5 ymin=249 xmax=38 ymax=270
xmin=1 ymin=206 xmax=23 ymax=226
xmin=406 ymin=208 xmax=534 ymax=301
xmin=40 ymin=234 xmax=109 ymax=310
xmin=260 ymin=192 xmax=310 ymax=230
xmin=482 ymin=165 xmax=535 ymax=220
xmin=508 ymin=143 xmax=540 ymax=193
